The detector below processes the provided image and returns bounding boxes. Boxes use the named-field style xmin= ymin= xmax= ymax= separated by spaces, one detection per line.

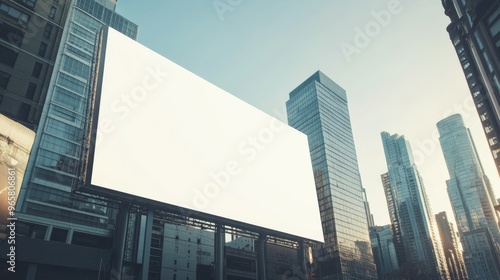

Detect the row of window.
xmin=17 ymin=220 xmax=112 ymax=248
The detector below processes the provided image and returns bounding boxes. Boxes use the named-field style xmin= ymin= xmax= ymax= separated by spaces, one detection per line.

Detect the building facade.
xmin=435 ymin=212 xmax=468 ymax=280
xmin=0 ymin=0 xmax=138 ymax=279
xmin=286 ymin=71 xmax=377 ymax=279
xmin=369 ymin=225 xmax=399 ymax=280
xmin=0 ymin=0 xmax=71 ymax=130
xmin=380 ymin=132 xmax=449 ymax=280
xmin=442 ymin=0 xmax=500 ymax=175
xmin=437 ymin=113 xmax=500 ymax=279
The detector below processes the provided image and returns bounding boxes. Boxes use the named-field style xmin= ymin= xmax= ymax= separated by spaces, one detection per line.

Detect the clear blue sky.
xmin=115 ymin=0 xmax=500 ymax=226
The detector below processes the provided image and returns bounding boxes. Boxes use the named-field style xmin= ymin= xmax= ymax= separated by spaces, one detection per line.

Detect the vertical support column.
xmin=215 ymin=224 xmax=225 ymax=280
xmin=299 ymin=240 xmax=306 ymax=274
xmin=25 ymin=263 xmax=37 ymax=280
xmin=111 ymin=203 xmax=130 ymax=278
xmin=257 ymin=234 xmax=267 ymax=280
xmin=140 ymin=208 xmax=154 ymax=280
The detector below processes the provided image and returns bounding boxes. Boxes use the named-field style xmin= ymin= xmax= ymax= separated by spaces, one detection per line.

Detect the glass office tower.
xmin=381 ymin=132 xmax=449 ymax=280
xmin=437 ymin=113 xmax=500 ymax=279
xmin=4 ymin=0 xmax=138 ymax=278
xmin=286 ymin=71 xmax=377 ymax=279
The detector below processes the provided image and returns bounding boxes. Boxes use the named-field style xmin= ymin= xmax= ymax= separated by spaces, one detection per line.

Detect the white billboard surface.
xmin=90 ymin=28 xmax=323 ymax=242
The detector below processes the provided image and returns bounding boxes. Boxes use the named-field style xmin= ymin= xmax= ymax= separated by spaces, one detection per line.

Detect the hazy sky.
xmin=115 ymin=0 xmax=500 ymax=226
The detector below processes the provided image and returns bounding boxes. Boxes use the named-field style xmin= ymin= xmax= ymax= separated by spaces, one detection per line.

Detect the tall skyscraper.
xmin=442 ymin=0 xmax=500 ymax=175
xmin=435 ymin=212 xmax=468 ymax=280
xmin=0 ymin=0 xmax=138 ymax=278
xmin=437 ymin=113 xmax=500 ymax=279
xmin=381 ymin=132 xmax=449 ymax=280
xmin=0 ymin=0 xmax=71 ymax=130
xmin=286 ymin=71 xmax=377 ymax=279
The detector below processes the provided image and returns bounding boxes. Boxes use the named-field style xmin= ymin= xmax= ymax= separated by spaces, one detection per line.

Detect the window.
xmin=49 ymin=6 xmax=56 ymax=19
xmin=489 ymin=137 xmax=498 ymax=146
xmin=481 ymin=112 xmax=488 ymax=121
xmin=0 ymin=3 xmax=29 ymax=24
xmin=32 ymin=62 xmax=42 ymax=78
xmin=26 ymin=83 xmax=36 ymax=99
xmin=50 ymin=227 xmax=68 ymax=242
xmin=16 ymin=0 xmax=37 ymax=9
xmin=38 ymin=42 xmax=47 ymax=57
xmin=0 ymin=71 xmax=10 ymax=88
xmin=17 ymin=222 xmax=47 ymax=239
xmin=0 ymin=45 xmax=18 ymax=67
xmin=0 ymin=23 xmax=24 ymax=46
xmin=493 ymin=149 xmax=500 ymax=159
xmin=43 ymin=24 xmax=53 ymax=39
xmin=17 ymin=102 xmax=30 ymax=121
xmin=71 ymin=231 xmax=112 ymax=248
xmin=174 ymin=260 xmax=177 ymax=265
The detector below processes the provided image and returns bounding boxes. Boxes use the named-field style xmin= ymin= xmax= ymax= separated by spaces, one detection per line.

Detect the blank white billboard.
xmin=88 ymin=27 xmax=323 ymax=242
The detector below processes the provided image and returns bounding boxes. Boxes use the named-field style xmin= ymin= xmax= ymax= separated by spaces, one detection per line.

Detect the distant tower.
xmin=437 ymin=114 xmax=500 ymax=279
xmin=286 ymin=71 xmax=377 ymax=279
xmin=435 ymin=212 xmax=468 ymax=280
xmin=370 ymin=225 xmax=399 ymax=280
xmin=381 ymin=132 xmax=449 ymax=280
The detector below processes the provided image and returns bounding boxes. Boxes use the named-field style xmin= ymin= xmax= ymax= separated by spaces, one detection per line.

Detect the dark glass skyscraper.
xmin=381 ymin=132 xmax=449 ymax=280
xmin=286 ymin=71 xmax=377 ymax=279
xmin=442 ymin=0 xmax=500 ymax=175
xmin=435 ymin=211 xmax=468 ymax=280
xmin=437 ymin=114 xmax=500 ymax=279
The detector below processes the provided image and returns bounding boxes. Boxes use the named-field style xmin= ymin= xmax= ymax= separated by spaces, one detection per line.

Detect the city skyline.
xmin=115 ymin=0 xmax=500 ymax=226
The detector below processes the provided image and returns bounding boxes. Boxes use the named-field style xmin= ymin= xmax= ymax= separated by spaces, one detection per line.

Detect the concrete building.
xmin=0 ymin=0 xmax=71 ymax=130
xmin=442 ymin=0 xmax=500 ymax=175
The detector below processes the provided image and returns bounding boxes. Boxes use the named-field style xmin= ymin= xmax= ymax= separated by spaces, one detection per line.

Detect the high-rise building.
xmin=369 ymin=225 xmax=399 ymax=280
xmin=0 ymin=0 xmax=138 ymax=278
xmin=286 ymin=70 xmax=377 ymax=279
xmin=381 ymin=132 xmax=449 ymax=280
xmin=0 ymin=0 xmax=71 ymax=130
xmin=442 ymin=0 xmax=500 ymax=175
xmin=437 ymin=113 xmax=500 ymax=279
xmin=435 ymin=211 xmax=468 ymax=280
